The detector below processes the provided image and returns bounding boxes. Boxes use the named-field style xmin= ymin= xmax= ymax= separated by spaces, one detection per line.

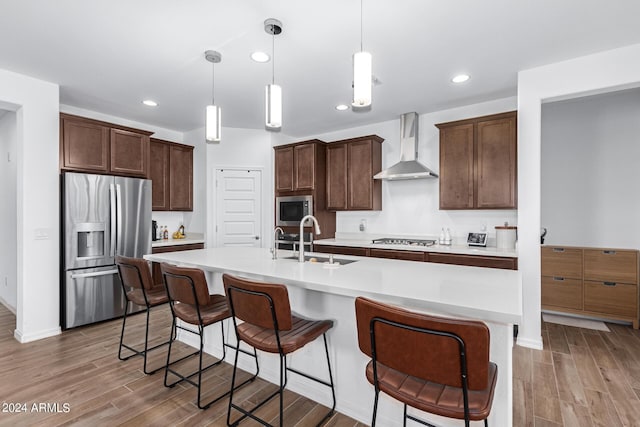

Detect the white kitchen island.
xmin=145 ymin=247 xmax=522 ymax=426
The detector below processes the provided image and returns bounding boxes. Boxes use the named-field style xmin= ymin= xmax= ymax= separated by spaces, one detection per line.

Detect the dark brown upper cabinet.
xmin=326 ymin=135 xmax=383 ymax=211
xmin=274 ymin=139 xmax=325 ymax=194
xmin=436 ymin=111 xmax=517 ymax=210
xmin=150 ymin=138 xmax=193 ymax=211
xmin=60 ymin=113 xmax=152 ymax=178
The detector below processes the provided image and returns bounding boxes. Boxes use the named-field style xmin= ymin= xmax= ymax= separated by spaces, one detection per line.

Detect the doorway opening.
xmin=0 ymin=109 xmax=18 ymax=330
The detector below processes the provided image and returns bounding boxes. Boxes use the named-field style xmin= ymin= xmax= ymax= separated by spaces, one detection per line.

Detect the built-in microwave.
xmin=276 ymin=195 xmax=313 ymax=226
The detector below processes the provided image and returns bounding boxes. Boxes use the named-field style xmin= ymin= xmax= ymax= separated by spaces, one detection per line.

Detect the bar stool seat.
xmin=116 ymin=256 xmax=172 ymax=375
xmin=126 ymin=286 xmax=169 ymax=307
xmin=355 ymin=296 xmax=498 ymax=426
xmin=365 ymin=360 xmax=497 ymax=421
xmin=237 ymin=315 xmax=332 ymax=354
xmin=223 ymin=273 xmax=336 ymax=427
xmin=161 ymin=263 xmax=258 ymax=410
xmin=172 ymin=294 xmax=229 ymax=326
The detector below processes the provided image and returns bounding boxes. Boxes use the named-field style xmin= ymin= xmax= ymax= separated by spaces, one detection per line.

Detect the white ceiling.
xmin=1 ymin=0 xmax=640 ymax=137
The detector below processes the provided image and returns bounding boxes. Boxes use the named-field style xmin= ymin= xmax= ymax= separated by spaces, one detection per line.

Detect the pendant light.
xmin=205 ymin=50 xmax=222 ymax=142
xmin=352 ymin=0 xmax=372 ymax=109
xmin=264 ymin=18 xmax=283 ymax=130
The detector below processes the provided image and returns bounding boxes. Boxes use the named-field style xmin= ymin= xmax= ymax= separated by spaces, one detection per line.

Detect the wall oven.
xmin=276 ymin=195 xmax=313 ymax=227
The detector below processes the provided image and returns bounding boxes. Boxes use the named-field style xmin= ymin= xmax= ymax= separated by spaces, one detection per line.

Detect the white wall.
xmin=0 ymin=68 xmax=60 ymax=342
xmin=542 ymin=88 xmax=640 ymax=248
xmin=296 ymin=97 xmax=518 ymax=243
xmin=0 ymin=110 xmax=17 ymax=312
xmin=518 ymin=43 xmax=640 ymax=350
xmin=183 ymin=126 xmax=273 ymax=248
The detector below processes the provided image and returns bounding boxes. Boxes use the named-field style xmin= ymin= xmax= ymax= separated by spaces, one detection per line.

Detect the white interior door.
xmin=215 ymin=169 xmax=262 ymax=247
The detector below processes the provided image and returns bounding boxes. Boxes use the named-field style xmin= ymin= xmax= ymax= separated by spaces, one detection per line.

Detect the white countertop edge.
xmin=151 ymin=238 xmax=206 ymax=248
xmin=145 ymin=248 xmax=522 ymax=326
xmin=313 ymin=238 xmax=518 ymax=258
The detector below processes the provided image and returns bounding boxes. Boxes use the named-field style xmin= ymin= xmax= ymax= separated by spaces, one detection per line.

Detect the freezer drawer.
xmin=64 ymin=266 xmax=128 ymax=329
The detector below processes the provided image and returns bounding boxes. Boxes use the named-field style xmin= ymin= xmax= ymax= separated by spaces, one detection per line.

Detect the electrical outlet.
xmin=359 ymin=219 xmax=367 ymax=232
xmin=480 ymin=224 xmax=487 ymax=232
xmin=4 ymin=276 xmax=7 ymax=287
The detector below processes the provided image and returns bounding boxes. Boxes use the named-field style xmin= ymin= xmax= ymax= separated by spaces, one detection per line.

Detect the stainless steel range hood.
xmin=373 ymin=112 xmax=438 ymax=180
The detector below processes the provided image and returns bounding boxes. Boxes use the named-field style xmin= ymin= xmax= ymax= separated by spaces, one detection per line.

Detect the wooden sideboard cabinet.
xmin=150 ymin=138 xmax=193 ymax=211
xmin=326 ymin=135 xmax=383 ymax=211
xmin=436 ymin=111 xmax=517 ymax=210
xmin=541 ymin=246 xmax=639 ymax=328
xmin=60 ymin=113 xmax=152 ymax=178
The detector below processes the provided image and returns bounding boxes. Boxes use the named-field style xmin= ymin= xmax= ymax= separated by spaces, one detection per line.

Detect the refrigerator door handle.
xmin=109 ymin=183 xmax=117 ymax=257
xmin=70 ymin=269 xmax=119 ymax=279
xmin=116 ymin=183 xmax=123 ymax=256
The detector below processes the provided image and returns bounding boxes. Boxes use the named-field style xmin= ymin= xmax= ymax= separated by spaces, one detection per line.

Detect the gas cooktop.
xmin=371 ymin=238 xmax=437 ymax=247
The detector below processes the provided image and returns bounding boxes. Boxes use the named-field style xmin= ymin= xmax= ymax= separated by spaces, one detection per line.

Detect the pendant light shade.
xmin=264 ymin=18 xmax=283 ymax=131
xmin=205 ymin=104 xmax=221 ymax=142
xmin=265 ymin=84 xmax=282 ymax=129
xmin=204 ymin=50 xmax=222 ymax=143
xmin=352 ymin=51 xmax=372 ymax=108
xmin=352 ymin=0 xmax=372 ymax=109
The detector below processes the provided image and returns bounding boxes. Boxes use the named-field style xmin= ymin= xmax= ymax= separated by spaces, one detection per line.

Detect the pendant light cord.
xmin=272 ymin=28 xmax=276 ymax=85
xmin=360 ymin=0 xmax=363 ymax=52
xmin=211 ymin=61 xmax=215 ymax=104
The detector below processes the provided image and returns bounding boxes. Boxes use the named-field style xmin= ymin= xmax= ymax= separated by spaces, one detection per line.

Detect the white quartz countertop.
xmin=151 ymin=238 xmax=205 ymax=248
xmin=313 ymin=238 xmax=518 ymax=258
xmin=145 ymin=247 xmax=522 ymax=325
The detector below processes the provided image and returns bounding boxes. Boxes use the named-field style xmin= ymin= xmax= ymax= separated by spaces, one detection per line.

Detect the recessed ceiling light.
xmin=335 ymin=104 xmax=349 ymax=111
xmin=451 ymin=74 xmax=470 ymax=83
xmin=251 ymin=51 xmax=270 ymax=63
xmin=142 ymin=99 xmax=158 ymax=107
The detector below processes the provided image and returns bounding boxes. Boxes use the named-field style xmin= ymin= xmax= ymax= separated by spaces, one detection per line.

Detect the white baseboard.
xmin=516 ymin=335 xmax=543 ymax=350
xmin=0 ymin=296 xmax=16 ymax=314
xmin=14 ymin=326 xmax=61 ymax=343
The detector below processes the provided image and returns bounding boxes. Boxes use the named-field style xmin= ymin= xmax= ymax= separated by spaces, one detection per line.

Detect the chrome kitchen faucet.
xmin=299 ymin=215 xmax=321 ymax=262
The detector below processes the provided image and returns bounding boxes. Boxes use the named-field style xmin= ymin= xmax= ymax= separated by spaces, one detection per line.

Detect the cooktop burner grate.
xmin=372 ymin=238 xmax=436 ymax=247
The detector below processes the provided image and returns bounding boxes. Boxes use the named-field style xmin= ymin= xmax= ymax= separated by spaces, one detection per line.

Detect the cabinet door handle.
xmin=603 ymin=281 xmax=617 ymax=286
xmin=552 ymin=248 xmax=565 ymax=252
xmin=553 ymin=277 xmax=565 ymax=281
xmin=603 ymin=250 xmax=616 ymax=255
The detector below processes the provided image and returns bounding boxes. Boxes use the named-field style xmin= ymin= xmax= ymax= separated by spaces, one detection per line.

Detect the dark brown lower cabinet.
xmin=427 ymin=253 xmax=518 ymax=270
xmin=369 ymin=248 xmax=424 ymax=261
xmin=314 ymin=245 xmax=369 ymax=257
xmin=313 ymin=244 xmax=517 ymax=269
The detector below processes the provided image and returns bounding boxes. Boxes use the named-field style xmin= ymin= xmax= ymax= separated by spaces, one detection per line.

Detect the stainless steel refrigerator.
xmin=62 ymin=172 xmax=151 ymax=329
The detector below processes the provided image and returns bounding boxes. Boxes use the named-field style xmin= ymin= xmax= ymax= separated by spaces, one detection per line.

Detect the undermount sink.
xmin=283 ymin=255 xmax=358 ymax=265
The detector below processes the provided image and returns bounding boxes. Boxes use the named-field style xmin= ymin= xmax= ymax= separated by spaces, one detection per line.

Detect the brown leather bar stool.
xmin=355 ymin=297 xmax=498 ymax=427
xmin=161 ymin=263 xmax=258 ymax=410
xmin=116 ymin=256 xmax=172 ymax=375
xmin=222 ymin=273 xmax=336 ymax=427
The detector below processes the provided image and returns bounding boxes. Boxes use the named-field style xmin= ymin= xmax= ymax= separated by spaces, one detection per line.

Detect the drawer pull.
xmin=552 ymin=277 xmax=565 ymax=281
xmin=603 ymin=281 xmax=617 ymax=287
xmin=552 ymin=248 xmax=565 ymax=252
xmin=603 ymin=250 xmax=617 ymax=255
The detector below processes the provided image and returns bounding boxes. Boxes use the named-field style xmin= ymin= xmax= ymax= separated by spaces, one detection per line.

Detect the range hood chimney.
xmin=373 ymin=112 xmax=438 ymax=180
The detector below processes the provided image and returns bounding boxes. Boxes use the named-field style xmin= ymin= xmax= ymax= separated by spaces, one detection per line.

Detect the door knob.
xmin=254 ymin=236 xmax=260 ymax=240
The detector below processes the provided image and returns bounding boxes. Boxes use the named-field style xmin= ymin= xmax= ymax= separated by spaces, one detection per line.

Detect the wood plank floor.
xmin=513 ymin=319 xmax=640 ymax=426
xmin=3 ymin=302 xmax=640 ymax=426
xmin=0 ymin=304 xmax=364 ymax=427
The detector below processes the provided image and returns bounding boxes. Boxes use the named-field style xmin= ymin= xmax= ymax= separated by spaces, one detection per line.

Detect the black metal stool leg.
xmin=118 ymin=302 xmax=131 ymax=361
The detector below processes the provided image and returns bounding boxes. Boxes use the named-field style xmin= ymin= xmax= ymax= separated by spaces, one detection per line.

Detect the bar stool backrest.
xmin=116 ymin=256 xmax=154 ymax=290
xmin=161 ymin=263 xmax=210 ymax=306
xmin=355 ymin=296 xmax=490 ymax=390
xmin=222 ymin=274 xmax=293 ymax=331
